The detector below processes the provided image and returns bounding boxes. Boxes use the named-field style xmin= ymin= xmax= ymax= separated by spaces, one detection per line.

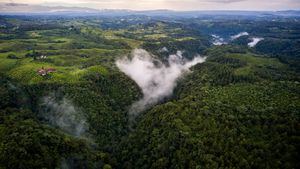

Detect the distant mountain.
xmin=0 ymin=3 xmax=100 ymax=14
xmin=275 ymin=10 xmax=300 ymax=16
xmin=0 ymin=3 xmax=299 ymax=17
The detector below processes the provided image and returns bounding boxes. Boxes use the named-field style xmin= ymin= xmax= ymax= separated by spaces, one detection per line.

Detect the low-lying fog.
xmin=116 ymin=49 xmax=206 ymax=118
xmin=248 ymin=37 xmax=264 ymax=47
xmin=39 ymin=95 xmax=88 ymax=137
xmin=212 ymin=32 xmax=264 ymax=47
xmin=231 ymin=32 xmax=249 ymax=40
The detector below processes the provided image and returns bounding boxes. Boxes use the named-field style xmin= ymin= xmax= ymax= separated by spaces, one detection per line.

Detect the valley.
xmin=0 ymin=13 xmax=299 ymax=169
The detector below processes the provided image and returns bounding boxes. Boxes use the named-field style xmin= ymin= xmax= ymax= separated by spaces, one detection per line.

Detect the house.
xmin=40 ymin=55 xmax=47 ymax=59
xmin=37 ymin=68 xmax=56 ymax=76
xmin=37 ymin=68 xmax=47 ymax=76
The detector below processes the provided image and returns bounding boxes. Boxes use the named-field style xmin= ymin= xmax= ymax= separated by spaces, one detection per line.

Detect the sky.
xmin=1 ymin=0 xmax=300 ymax=11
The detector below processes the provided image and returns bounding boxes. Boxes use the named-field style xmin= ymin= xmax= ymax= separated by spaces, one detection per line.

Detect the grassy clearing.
xmin=0 ymin=50 xmax=109 ymax=84
xmin=144 ymin=34 xmax=168 ymax=39
xmin=176 ymin=37 xmax=196 ymax=41
xmin=7 ymin=61 xmax=108 ymax=84
xmin=227 ymin=53 xmax=287 ymax=76
xmin=0 ymin=54 xmax=19 ymax=72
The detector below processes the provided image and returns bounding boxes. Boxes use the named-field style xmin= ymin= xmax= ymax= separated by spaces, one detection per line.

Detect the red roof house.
xmin=37 ymin=68 xmax=56 ymax=76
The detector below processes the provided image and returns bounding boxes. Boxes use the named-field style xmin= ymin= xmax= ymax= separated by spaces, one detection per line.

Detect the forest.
xmin=0 ymin=13 xmax=299 ymax=169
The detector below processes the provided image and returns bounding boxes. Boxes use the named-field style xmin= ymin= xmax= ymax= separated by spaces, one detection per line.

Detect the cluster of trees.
xmin=116 ymin=46 xmax=300 ymax=169
xmin=143 ymin=39 xmax=209 ymax=60
xmin=254 ymin=39 xmax=300 ymax=67
xmin=0 ymin=75 xmax=116 ymax=169
xmin=0 ymin=61 xmax=141 ymax=168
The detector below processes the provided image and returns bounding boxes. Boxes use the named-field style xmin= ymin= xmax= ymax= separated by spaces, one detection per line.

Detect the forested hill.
xmin=117 ymin=47 xmax=300 ymax=168
xmin=0 ymin=15 xmax=299 ymax=169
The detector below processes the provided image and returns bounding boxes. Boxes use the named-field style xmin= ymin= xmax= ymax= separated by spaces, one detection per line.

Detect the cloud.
xmin=231 ymin=32 xmax=249 ymax=40
xmin=248 ymin=37 xmax=264 ymax=47
xmin=39 ymin=95 xmax=88 ymax=137
xmin=204 ymin=0 xmax=246 ymax=3
xmin=116 ymin=49 xmax=206 ymax=121
xmin=211 ymin=34 xmax=228 ymax=46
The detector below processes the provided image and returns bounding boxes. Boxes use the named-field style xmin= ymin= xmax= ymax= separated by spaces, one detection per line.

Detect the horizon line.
xmin=0 ymin=2 xmax=300 ymax=12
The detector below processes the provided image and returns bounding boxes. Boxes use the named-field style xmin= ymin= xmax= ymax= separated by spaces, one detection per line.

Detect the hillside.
xmin=0 ymin=14 xmax=299 ymax=169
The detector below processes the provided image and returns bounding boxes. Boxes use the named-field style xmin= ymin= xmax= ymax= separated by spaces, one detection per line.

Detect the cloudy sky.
xmin=1 ymin=0 xmax=300 ymax=11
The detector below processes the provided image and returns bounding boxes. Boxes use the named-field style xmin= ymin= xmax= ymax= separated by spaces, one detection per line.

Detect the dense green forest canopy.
xmin=0 ymin=14 xmax=299 ymax=169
